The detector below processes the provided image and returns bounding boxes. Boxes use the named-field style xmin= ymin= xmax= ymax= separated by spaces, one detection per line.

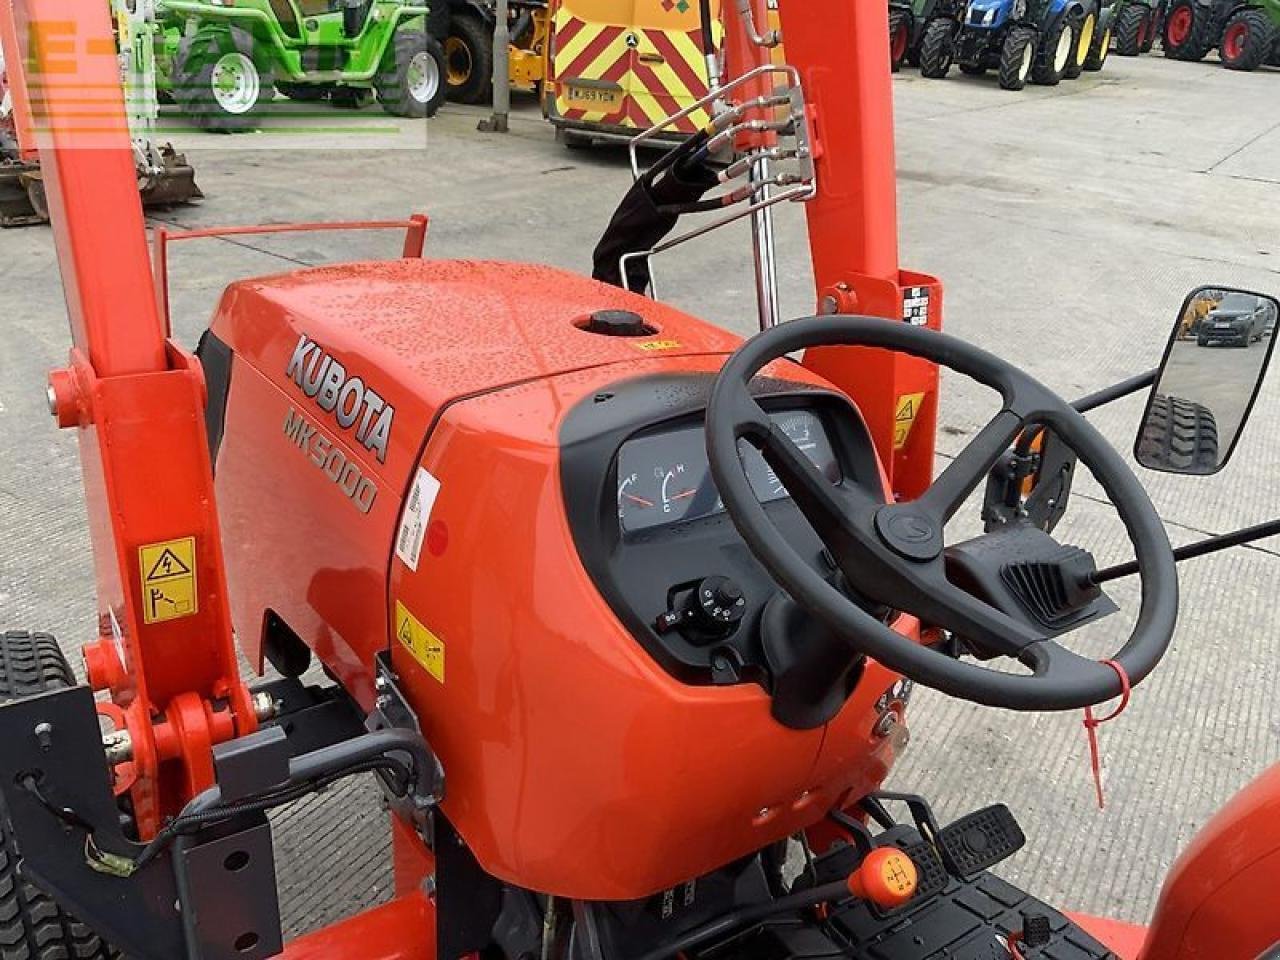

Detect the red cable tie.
xmin=1007 ymin=931 xmax=1027 ymax=960
xmin=1082 ymin=659 xmax=1131 ymax=810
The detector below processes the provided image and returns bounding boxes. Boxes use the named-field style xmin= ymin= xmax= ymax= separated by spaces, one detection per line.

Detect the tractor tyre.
xmin=1113 ymin=3 xmax=1147 ymax=54
xmin=277 ymin=82 xmax=329 ymax=102
xmin=918 ymin=18 xmax=956 ymax=78
xmin=172 ymin=27 xmax=273 ymax=133
xmin=1141 ymin=3 xmax=1162 ymax=50
xmin=1034 ymin=15 xmax=1076 ymax=84
xmin=888 ymin=8 xmax=912 ymax=71
xmin=1162 ymin=0 xmax=1214 ymax=60
xmin=0 ymin=631 xmax=117 ymax=960
xmin=999 ymin=26 xmax=1039 ymax=89
xmin=1219 ymin=8 xmax=1276 ymax=71
xmin=375 ymin=30 xmax=447 ymax=118
xmin=1137 ymin=395 xmax=1219 ymax=474
xmin=444 ymin=12 xmax=493 ymax=103
xmin=1084 ymin=13 xmax=1112 ymax=68
xmin=1064 ymin=10 xmax=1096 ymax=77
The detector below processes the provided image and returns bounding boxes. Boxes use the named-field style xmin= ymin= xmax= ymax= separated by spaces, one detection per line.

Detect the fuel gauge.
xmin=617 ymin=471 xmax=655 ymax=523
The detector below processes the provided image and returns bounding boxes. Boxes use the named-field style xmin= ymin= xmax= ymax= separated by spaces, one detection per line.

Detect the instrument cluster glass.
xmin=616 ymin=409 xmax=841 ymax=534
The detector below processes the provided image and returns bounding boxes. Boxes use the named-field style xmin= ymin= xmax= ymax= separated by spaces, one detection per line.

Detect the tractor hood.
xmin=965 ymin=0 xmax=1014 ymax=29
xmin=207 ymin=258 xmax=745 ymax=481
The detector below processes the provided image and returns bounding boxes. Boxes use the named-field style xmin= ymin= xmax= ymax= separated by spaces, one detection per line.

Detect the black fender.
xmin=449 ymin=0 xmax=496 ymax=26
xmin=176 ymin=21 xmax=268 ymax=71
xmin=889 ymin=1 xmax=919 ymax=45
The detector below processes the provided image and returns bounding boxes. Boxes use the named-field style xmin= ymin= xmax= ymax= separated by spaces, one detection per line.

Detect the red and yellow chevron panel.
xmin=549 ymin=0 xmax=721 ymax=135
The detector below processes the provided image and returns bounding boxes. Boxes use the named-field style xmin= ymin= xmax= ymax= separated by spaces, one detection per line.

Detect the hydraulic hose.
xmin=631 ymin=879 xmax=849 ymax=960
xmin=699 ymin=0 xmax=715 ymax=59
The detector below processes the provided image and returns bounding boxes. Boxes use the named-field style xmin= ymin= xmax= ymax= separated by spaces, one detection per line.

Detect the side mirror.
xmin=1135 ymin=286 xmax=1279 ymax=475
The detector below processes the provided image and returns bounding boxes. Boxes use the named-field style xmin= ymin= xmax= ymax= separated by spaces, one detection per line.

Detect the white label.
xmin=109 ymin=607 xmax=127 ymax=670
xmin=395 ymin=467 xmax=441 ymax=572
xmin=903 ymin=287 xmax=930 ymax=326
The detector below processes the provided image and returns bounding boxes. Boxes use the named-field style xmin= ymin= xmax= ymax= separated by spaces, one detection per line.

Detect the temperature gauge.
xmin=659 ymin=463 xmax=697 ymax=516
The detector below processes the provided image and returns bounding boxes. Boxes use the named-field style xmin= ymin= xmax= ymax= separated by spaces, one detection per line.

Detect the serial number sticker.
xmin=395 ymin=600 xmax=445 ymax=684
xmin=565 ymin=83 xmax=623 ymax=112
xmin=395 ymin=467 xmax=441 ymax=572
xmin=635 ymin=339 xmax=681 ymax=352
xmin=138 ymin=537 xmax=198 ymax=624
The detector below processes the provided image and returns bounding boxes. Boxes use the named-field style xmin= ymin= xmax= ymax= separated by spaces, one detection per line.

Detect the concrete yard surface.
xmin=1 ymin=50 xmax=1278 ymax=942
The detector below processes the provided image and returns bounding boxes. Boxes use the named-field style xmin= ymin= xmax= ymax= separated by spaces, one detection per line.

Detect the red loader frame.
xmin=15 ymin=1 xmax=1278 ymax=958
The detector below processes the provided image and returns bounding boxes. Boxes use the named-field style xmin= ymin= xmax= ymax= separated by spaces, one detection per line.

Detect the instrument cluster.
xmin=616 ymin=409 xmax=842 ymax=534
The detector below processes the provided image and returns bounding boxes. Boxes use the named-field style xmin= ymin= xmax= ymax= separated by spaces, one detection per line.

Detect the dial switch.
xmin=655 ymin=576 xmax=747 ymax=643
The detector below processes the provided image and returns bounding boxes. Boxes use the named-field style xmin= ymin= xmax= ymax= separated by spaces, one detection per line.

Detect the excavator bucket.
xmin=138 ymin=144 xmax=203 ymax=208
xmin=1 ymin=150 xmax=201 ymax=227
xmin=0 ymin=158 xmax=44 ymax=227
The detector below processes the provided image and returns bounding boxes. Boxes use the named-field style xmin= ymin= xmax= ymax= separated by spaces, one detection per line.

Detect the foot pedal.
xmin=935 ymin=804 xmax=1026 ymax=879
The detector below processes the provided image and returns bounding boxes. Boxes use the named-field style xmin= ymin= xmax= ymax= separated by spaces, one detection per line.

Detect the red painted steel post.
xmin=778 ymin=0 xmax=943 ymax=500
xmin=0 ymin=0 xmax=36 ymax=161
xmin=12 ymin=0 xmax=256 ymax=836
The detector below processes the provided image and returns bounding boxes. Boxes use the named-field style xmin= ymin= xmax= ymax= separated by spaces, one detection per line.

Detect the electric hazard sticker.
xmin=395 ymin=600 xmax=444 ymax=684
xmin=138 ymin=537 xmax=198 ymax=624
xmin=893 ymin=393 xmax=925 ymax=451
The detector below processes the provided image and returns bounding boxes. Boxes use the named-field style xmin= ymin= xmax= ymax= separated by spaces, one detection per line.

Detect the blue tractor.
xmin=919 ymin=0 xmax=1113 ymax=89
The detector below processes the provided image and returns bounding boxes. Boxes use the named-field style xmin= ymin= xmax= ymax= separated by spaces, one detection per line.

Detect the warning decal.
xmin=893 ymin=393 xmax=926 ymax=451
xmin=902 ymin=287 xmax=930 ymax=326
xmin=138 ymin=537 xmax=198 ymax=624
xmin=395 ymin=600 xmax=445 ymax=684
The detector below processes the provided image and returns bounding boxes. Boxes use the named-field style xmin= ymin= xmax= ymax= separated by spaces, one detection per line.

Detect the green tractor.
xmin=1163 ymin=0 xmax=1280 ymax=69
xmin=887 ymin=0 xmax=967 ymax=71
xmin=155 ymin=0 xmax=449 ymax=132
xmin=1110 ymin=0 xmax=1166 ymax=54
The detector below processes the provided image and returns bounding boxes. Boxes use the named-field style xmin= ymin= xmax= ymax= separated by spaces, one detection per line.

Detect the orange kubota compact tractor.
xmin=0 ymin=1 xmax=1278 ymax=959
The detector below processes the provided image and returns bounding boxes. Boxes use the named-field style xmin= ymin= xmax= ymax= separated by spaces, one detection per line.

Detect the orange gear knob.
xmin=846 ymin=848 xmax=919 ymax=909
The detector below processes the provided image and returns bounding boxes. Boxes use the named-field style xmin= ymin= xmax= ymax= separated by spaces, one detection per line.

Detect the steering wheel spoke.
xmin=754 ymin=420 xmax=877 ymax=548
xmin=917 ymin=408 xmax=1027 ymax=524
xmin=727 ymin=386 xmax=775 ymax=441
xmin=913 ymin=565 xmax=1045 ymax=658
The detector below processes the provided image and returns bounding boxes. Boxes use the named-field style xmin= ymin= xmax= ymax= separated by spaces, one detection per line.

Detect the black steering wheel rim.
xmin=706 ymin=315 xmax=1178 ymax=712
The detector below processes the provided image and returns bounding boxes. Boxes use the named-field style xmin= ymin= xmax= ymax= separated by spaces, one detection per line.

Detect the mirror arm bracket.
xmin=1093 ymin=517 xmax=1280 ymax=584
xmin=1073 ymin=368 xmax=1159 ymax=414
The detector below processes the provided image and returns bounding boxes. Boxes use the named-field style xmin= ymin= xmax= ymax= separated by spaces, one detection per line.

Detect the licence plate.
xmin=1215 ymin=321 xmax=1232 ymax=328
xmin=565 ymin=83 xmax=623 ymax=112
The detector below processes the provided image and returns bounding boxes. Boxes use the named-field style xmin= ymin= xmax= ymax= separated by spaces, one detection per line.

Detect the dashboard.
xmin=616 ymin=410 xmax=842 ymax=534
xmin=560 ymin=372 xmax=886 ymax=701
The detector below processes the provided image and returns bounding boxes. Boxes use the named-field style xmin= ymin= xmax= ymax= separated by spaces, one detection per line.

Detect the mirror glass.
xmin=1135 ymin=286 xmax=1279 ymax=475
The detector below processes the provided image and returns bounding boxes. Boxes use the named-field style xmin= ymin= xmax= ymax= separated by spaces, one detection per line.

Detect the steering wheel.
xmin=705 ymin=316 xmax=1178 ymax=712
